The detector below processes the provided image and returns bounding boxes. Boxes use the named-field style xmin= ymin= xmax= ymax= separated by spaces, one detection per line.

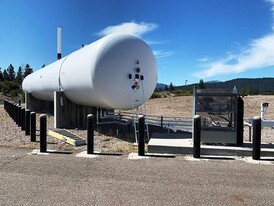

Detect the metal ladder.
xmin=131 ymin=79 xmax=149 ymax=143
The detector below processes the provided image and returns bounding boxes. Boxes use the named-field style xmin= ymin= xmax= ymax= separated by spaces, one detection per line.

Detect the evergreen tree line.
xmin=0 ymin=64 xmax=33 ymax=96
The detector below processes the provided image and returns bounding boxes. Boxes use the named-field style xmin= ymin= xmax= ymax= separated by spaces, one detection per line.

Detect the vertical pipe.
xmin=30 ymin=112 xmax=36 ymax=142
xmin=87 ymin=114 xmax=94 ymax=154
xmin=57 ymin=26 xmax=62 ymax=60
xmin=252 ymin=116 xmax=261 ymax=160
xmin=138 ymin=115 xmax=145 ymax=156
xmin=25 ymin=109 xmax=30 ymax=135
xmin=40 ymin=114 xmax=47 ymax=153
xmin=21 ymin=107 xmax=25 ymax=131
xmin=193 ymin=115 xmax=201 ymax=158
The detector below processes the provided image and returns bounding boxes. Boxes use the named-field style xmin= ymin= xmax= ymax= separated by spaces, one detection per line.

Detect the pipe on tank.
xmin=57 ymin=26 xmax=62 ymax=60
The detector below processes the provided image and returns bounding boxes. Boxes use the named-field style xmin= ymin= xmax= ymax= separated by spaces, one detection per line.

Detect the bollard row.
xmin=3 ymin=99 xmax=37 ymax=142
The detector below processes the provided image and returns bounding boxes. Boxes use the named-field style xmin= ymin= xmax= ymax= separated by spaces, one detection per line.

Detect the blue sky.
xmin=1 ymin=0 xmax=274 ymax=86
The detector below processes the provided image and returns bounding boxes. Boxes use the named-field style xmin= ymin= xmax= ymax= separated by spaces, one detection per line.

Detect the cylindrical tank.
xmin=22 ymin=33 xmax=157 ymax=110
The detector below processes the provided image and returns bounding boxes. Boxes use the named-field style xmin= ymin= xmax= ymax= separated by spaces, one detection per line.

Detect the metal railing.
xmin=115 ymin=111 xmax=193 ymax=133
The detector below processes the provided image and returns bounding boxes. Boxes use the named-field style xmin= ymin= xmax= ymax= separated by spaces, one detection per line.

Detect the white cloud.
xmin=98 ymin=22 xmax=174 ymax=59
xmin=194 ymin=1 xmax=274 ymax=78
xmin=97 ymin=22 xmax=158 ymax=37
xmin=153 ymin=50 xmax=175 ymax=59
xmin=198 ymin=57 xmax=211 ymax=63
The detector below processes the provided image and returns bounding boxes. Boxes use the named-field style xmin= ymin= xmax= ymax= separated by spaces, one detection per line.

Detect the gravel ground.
xmin=0 ymin=105 xmax=137 ymax=153
xmin=1 ymin=95 xmax=274 ymax=153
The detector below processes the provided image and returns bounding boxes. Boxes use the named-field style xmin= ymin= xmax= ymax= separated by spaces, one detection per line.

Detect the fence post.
xmin=138 ymin=115 xmax=145 ymax=156
xmin=87 ymin=114 xmax=94 ymax=154
xmin=21 ymin=107 xmax=25 ymax=131
xmin=40 ymin=114 xmax=47 ymax=153
xmin=193 ymin=115 xmax=201 ymax=158
xmin=25 ymin=109 xmax=30 ymax=135
xmin=30 ymin=112 xmax=36 ymax=142
xmin=252 ymin=116 xmax=261 ymax=160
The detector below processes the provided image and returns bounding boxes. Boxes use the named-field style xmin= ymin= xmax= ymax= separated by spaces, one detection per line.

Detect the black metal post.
xmin=160 ymin=116 xmax=163 ymax=133
xmin=25 ymin=109 xmax=30 ymax=135
xmin=40 ymin=114 xmax=47 ymax=153
xmin=15 ymin=105 xmax=19 ymax=125
xmin=18 ymin=100 xmax=21 ymax=106
xmin=138 ymin=115 xmax=145 ymax=156
xmin=87 ymin=114 xmax=94 ymax=154
xmin=30 ymin=112 xmax=36 ymax=142
xmin=21 ymin=107 xmax=25 ymax=131
xmin=237 ymin=97 xmax=244 ymax=146
xmin=193 ymin=115 xmax=201 ymax=158
xmin=252 ymin=116 xmax=261 ymax=160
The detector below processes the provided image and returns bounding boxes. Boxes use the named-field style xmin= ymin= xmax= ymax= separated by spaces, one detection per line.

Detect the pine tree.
xmin=0 ymin=68 xmax=3 ymax=82
xmin=198 ymin=79 xmax=206 ymax=89
xmin=23 ymin=64 xmax=33 ymax=78
xmin=7 ymin=64 xmax=15 ymax=81
xmin=169 ymin=82 xmax=175 ymax=91
xmin=16 ymin=66 xmax=23 ymax=84
xmin=2 ymin=69 xmax=8 ymax=81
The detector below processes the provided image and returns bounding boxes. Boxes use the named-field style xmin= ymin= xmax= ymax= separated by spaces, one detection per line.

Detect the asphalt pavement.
xmin=0 ymin=147 xmax=274 ymax=206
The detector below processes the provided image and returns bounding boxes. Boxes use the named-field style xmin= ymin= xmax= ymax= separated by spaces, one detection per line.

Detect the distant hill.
xmin=156 ymin=83 xmax=167 ymax=89
xmin=175 ymin=78 xmax=274 ymax=94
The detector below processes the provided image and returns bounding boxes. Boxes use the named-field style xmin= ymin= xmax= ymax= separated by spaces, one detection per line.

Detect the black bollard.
xmin=87 ymin=114 xmax=94 ymax=154
xmin=21 ymin=107 xmax=25 ymax=131
xmin=193 ymin=115 xmax=201 ymax=158
xmin=18 ymin=106 xmax=22 ymax=127
xmin=25 ymin=109 xmax=31 ymax=135
xmin=30 ymin=112 xmax=36 ymax=142
xmin=18 ymin=100 xmax=21 ymax=106
xmin=40 ymin=114 xmax=47 ymax=153
xmin=138 ymin=115 xmax=145 ymax=156
xmin=15 ymin=105 xmax=19 ymax=125
xmin=252 ymin=116 xmax=261 ymax=160
xmin=12 ymin=103 xmax=16 ymax=121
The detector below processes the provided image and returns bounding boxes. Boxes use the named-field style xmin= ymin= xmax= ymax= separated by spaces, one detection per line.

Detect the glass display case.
xmin=194 ymin=88 xmax=240 ymax=145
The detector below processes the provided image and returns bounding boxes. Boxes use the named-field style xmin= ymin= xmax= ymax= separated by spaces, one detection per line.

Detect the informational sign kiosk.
xmin=193 ymin=88 xmax=243 ymax=146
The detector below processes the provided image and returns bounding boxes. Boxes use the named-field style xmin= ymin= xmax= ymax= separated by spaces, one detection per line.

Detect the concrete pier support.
xmin=25 ymin=93 xmax=53 ymax=114
xmin=25 ymin=92 xmax=97 ymax=129
xmin=54 ymin=92 xmax=96 ymax=129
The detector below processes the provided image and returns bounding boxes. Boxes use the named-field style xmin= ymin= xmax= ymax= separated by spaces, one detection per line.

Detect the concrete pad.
xmin=185 ymin=155 xmax=236 ymax=162
xmin=148 ymin=134 xmax=274 ymax=157
xmin=75 ymin=151 xmax=99 ymax=158
xmin=240 ymin=157 xmax=274 ymax=165
xmin=128 ymin=153 xmax=149 ymax=160
xmin=29 ymin=149 xmax=53 ymax=155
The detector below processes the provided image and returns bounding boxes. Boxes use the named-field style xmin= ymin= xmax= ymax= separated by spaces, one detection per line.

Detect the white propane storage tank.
xmin=22 ymin=33 xmax=157 ymax=110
